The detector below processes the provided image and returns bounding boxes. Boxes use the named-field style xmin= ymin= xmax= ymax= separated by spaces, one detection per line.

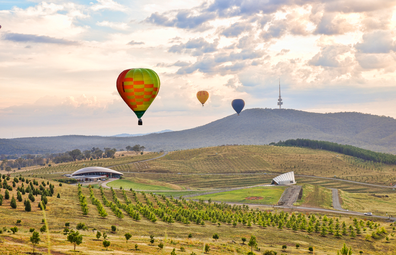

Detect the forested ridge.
xmin=273 ymin=139 xmax=396 ymax=164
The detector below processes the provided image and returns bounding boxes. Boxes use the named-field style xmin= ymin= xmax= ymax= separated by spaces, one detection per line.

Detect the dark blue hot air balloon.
xmin=231 ymin=99 xmax=245 ymax=115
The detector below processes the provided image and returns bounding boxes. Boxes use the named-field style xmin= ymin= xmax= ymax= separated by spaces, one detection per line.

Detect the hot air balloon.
xmin=196 ymin=91 xmax=209 ymax=106
xmin=116 ymin=68 xmax=160 ymax=125
xmin=231 ymin=99 xmax=245 ymax=115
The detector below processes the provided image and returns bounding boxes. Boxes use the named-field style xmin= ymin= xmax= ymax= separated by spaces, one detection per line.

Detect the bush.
xmin=204 ymin=244 xmax=210 ymax=253
xmin=10 ymin=196 xmax=17 ymax=209
xmin=76 ymin=223 xmax=87 ymax=230
xmin=111 ymin=225 xmax=117 ymax=232
xmin=103 ymin=240 xmax=110 ymax=250
xmin=309 ymin=246 xmax=314 ymax=252
xmin=158 ymin=242 xmax=164 ymax=249
xmin=29 ymin=228 xmax=35 ymax=233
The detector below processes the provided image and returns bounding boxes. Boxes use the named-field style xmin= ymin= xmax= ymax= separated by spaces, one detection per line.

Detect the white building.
xmin=271 ymin=171 xmax=296 ymax=185
xmin=69 ymin=167 xmax=123 ymax=182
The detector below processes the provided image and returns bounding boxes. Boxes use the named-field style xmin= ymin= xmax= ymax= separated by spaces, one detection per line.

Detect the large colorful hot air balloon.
xmin=231 ymin=99 xmax=245 ymax=115
xmin=196 ymin=91 xmax=209 ymax=106
xmin=116 ymin=68 xmax=160 ymax=125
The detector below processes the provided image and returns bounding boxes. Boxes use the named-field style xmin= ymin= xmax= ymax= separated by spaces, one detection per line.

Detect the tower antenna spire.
xmin=277 ymin=78 xmax=283 ymax=109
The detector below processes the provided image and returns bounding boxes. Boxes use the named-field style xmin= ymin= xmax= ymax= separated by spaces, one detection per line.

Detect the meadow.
xmin=2 ymin=145 xmax=396 ymax=254
xmin=1 ymin=175 xmax=396 ymax=254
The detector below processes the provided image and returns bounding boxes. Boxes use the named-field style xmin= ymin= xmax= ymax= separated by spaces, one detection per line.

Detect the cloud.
xmin=221 ymin=22 xmax=252 ymax=37
xmin=90 ymin=0 xmax=126 ymax=12
xmin=96 ymin=20 xmax=129 ymax=30
xmin=355 ymin=53 xmax=396 ymax=71
xmin=145 ymin=10 xmax=216 ymax=30
xmin=127 ymin=40 xmax=145 ymax=45
xmin=355 ymin=30 xmax=396 ymax=54
xmin=169 ymin=37 xmax=218 ymax=56
xmin=2 ymin=33 xmax=79 ymax=45
xmin=314 ymin=13 xmax=355 ymax=35
xmin=276 ymin=49 xmax=290 ymax=56
xmin=309 ymin=44 xmax=351 ymax=68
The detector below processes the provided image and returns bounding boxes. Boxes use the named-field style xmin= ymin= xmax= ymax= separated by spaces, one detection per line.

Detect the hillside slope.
xmin=1 ymin=109 xmax=396 ymax=154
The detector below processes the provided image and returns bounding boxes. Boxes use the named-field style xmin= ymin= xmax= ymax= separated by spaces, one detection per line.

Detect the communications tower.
xmin=277 ymin=79 xmax=283 ymax=109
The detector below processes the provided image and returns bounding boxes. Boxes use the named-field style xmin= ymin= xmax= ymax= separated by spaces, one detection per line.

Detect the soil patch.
xmin=246 ymin=196 xmax=263 ymax=200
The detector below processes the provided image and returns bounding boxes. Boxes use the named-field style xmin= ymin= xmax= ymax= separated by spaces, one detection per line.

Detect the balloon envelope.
xmin=197 ymin=91 xmax=209 ymax=106
xmin=116 ymin=68 xmax=160 ymax=124
xmin=231 ymin=99 xmax=245 ymax=115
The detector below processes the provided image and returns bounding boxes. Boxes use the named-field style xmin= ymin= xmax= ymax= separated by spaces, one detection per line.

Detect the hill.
xmin=1 ymin=108 xmax=396 ymax=155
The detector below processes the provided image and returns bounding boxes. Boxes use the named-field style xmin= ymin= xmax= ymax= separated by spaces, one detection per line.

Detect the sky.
xmin=1 ymin=0 xmax=396 ymax=139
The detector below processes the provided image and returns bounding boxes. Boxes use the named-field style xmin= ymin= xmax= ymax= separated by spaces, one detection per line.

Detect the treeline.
xmin=0 ymin=144 xmax=146 ymax=172
xmin=272 ymin=139 xmax=396 ymax=164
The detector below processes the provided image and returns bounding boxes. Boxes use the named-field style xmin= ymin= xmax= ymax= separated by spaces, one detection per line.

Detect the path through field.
xmin=330 ymin=188 xmax=346 ymax=211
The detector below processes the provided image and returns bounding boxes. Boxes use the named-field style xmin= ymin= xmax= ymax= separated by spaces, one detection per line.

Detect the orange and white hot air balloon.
xmin=196 ymin=91 xmax=209 ymax=106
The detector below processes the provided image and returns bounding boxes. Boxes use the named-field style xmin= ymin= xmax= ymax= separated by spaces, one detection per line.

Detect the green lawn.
xmin=190 ymin=186 xmax=286 ymax=205
xmin=107 ymin=179 xmax=175 ymax=190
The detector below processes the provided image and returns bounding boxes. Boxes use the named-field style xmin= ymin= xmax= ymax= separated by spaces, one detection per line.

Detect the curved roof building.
xmin=271 ymin=171 xmax=296 ymax=185
xmin=71 ymin=167 xmax=123 ymax=181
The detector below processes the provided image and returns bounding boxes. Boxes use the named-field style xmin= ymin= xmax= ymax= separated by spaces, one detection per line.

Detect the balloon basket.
xmin=138 ymin=119 xmax=143 ymax=125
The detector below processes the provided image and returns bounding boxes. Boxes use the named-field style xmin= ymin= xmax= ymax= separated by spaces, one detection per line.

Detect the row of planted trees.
xmin=77 ymin=185 xmax=395 ymax=245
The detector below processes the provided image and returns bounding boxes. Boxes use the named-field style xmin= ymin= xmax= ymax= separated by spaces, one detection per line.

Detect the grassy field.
xmin=340 ymin=190 xmax=396 ymax=217
xmin=190 ymin=186 xmax=286 ymax=205
xmin=107 ymin=179 xmax=176 ymax=190
xmin=294 ymin=184 xmax=333 ymax=209
xmin=144 ymin=145 xmax=396 ymax=186
xmin=1 ymin=176 xmax=396 ymax=254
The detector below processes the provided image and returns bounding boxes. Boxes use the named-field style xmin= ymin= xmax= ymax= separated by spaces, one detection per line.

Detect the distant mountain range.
xmin=110 ymin=129 xmax=173 ymax=137
xmin=1 ymin=109 xmax=396 ymax=155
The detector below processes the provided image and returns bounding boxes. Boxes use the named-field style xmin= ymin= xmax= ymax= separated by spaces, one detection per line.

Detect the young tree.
xmin=204 ymin=244 xmax=210 ymax=253
xmin=103 ymin=240 xmax=110 ymax=250
xmin=149 ymin=235 xmax=155 ymax=244
xmin=111 ymin=225 xmax=117 ymax=232
xmin=10 ymin=226 xmax=18 ymax=234
xmin=213 ymin=233 xmax=219 ymax=241
xmin=339 ymin=243 xmax=352 ymax=255
xmin=125 ymin=233 xmax=132 ymax=243
xmin=241 ymin=237 xmax=247 ymax=244
xmin=158 ymin=242 xmax=164 ymax=249
xmin=96 ymin=231 xmax=101 ymax=240
xmin=30 ymin=231 xmax=40 ymax=254
xmin=67 ymin=230 xmax=83 ymax=251
xmin=248 ymin=235 xmax=257 ymax=253
xmin=25 ymin=199 xmax=32 ymax=212
xmin=10 ymin=196 xmax=17 ymax=209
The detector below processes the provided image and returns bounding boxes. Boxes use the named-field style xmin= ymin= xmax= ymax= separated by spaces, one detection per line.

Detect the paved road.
xmin=330 ymin=188 xmax=346 ymax=211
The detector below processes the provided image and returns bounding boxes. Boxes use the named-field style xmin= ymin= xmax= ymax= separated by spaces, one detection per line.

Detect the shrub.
xmin=158 ymin=242 xmax=164 ymax=249
xmin=180 ymin=247 xmax=186 ymax=252
xmin=111 ymin=225 xmax=117 ymax=232
xmin=188 ymin=233 xmax=192 ymax=238
xmin=29 ymin=228 xmax=35 ymax=233
xmin=296 ymin=243 xmax=300 ymax=249
xmin=242 ymin=237 xmax=246 ymax=244
xmin=204 ymin=244 xmax=210 ymax=253
xmin=103 ymin=240 xmax=110 ymax=250
xmin=213 ymin=233 xmax=219 ymax=241
xmin=10 ymin=196 xmax=17 ymax=209
xmin=309 ymin=246 xmax=314 ymax=252
xmin=96 ymin=231 xmax=101 ymax=239
xmin=125 ymin=233 xmax=132 ymax=243
xmin=76 ymin=223 xmax=87 ymax=230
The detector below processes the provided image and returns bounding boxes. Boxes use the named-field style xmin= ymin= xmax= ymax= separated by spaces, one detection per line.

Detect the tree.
xmin=10 ymin=196 xmax=17 ymax=209
xmin=126 ymin=146 xmax=133 ymax=152
xmin=248 ymin=235 xmax=257 ymax=253
xmin=103 ymin=240 xmax=110 ymax=250
xmin=171 ymin=248 xmax=177 ymax=255
xmin=204 ymin=244 xmax=210 ymax=253
xmin=158 ymin=242 xmax=164 ymax=249
xmin=67 ymin=230 xmax=83 ymax=251
xmin=149 ymin=234 xmax=154 ymax=244
xmin=40 ymin=225 xmax=46 ymax=233
xmin=132 ymin=145 xmax=141 ymax=154
xmin=212 ymin=233 xmax=219 ymax=241
xmin=338 ymin=243 xmax=352 ymax=255
xmin=241 ymin=237 xmax=246 ymax=244
xmin=68 ymin=149 xmax=82 ymax=161
xmin=10 ymin=226 xmax=18 ymax=234
xmin=96 ymin=231 xmax=101 ymax=240
xmin=125 ymin=233 xmax=132 ymax=243
xmin=0 ymin=194 xmax=3 ymax=206
xmin=5 ymin=189 xmax=10 ymax=199
xmin=25 ymin=199 xmax=31 ymax=212
xmin=111 ymin=225 xmax=117 ymax=232
xmin=30 ymin=231 xmax=40 ymax=254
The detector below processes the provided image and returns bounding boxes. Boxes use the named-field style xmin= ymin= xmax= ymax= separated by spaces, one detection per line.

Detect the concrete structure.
xmin=272 ymin=171 xmax=296 ymax=185
xmin=70 ymin=167 xmax=123 ymax=182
